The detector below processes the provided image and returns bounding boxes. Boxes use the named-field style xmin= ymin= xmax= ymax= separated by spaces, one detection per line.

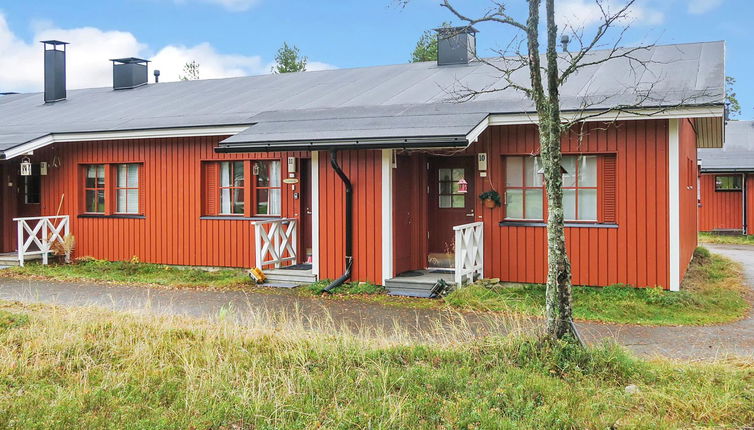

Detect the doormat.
xmin=396 ymin=270 xmax=424 ymax=277
xmin=281 ymin=264 xmax=313 ymax=271
xmin=429 ymin=269 xmax=454 ymax=274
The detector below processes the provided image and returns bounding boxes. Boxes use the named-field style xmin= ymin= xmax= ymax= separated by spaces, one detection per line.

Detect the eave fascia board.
xmin=1 ymin=125 xmax=251 ymax=160
xmin=700 ymin=168 xmax=754 ymax=173
xmin=215 ymin=136 xmax=468 ymax=153
xmin=487 ymin=105 xmax=725 ymax=127
xmin=464 ymin=105 xmax=725 ymax=145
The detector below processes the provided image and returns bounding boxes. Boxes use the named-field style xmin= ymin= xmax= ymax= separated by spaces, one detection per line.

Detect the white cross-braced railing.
xmin=453 ymin=221 xmax=484 ymax=286
xmin=14 ymin=215 xmax=70 ymax=267
xmin=253 ymin=218 xmax=297 ymax=269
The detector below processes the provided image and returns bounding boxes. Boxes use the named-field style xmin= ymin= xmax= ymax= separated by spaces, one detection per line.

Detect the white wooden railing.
xmin=13 ymin=215 xmax=70 ymax=267
xmin=253 ymin=218 xmax=297 ymax=269
xmin=453 ymin=221 xmax=484 ymax=286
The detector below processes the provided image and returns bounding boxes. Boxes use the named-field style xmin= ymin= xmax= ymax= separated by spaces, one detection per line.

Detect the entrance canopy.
xmin=215 ymin=104 xmax=489 ymax=152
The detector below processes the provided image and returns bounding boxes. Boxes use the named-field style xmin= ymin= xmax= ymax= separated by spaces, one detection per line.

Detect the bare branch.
xmin=440 ymin=0 xmax=528 ymax=32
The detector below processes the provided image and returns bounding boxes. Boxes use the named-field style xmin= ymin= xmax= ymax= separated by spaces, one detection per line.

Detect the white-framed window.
xmin=115 ymin=164 xmax=140 ymax=214
xmin=504 ymin=155 xmax=599 ymax=222
xmin=219 ymin=161 xmax=245 ymax=215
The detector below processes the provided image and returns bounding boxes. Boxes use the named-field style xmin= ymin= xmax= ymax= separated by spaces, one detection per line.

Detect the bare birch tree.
xmin=426 ymin=0 xmax=667 ymax=341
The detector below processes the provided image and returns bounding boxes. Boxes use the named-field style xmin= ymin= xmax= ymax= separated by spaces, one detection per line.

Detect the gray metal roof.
xmin=0 ymin=40 xmax=724 ymax=156
xmin=699 ymin=121 xmax=754 ymax=172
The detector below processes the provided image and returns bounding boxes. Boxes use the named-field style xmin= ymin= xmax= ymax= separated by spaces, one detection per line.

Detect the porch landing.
xmin=385 ymin=270 xmax=455 ymax=298
xmin=0 ymin=252 xmax=42 ymax=267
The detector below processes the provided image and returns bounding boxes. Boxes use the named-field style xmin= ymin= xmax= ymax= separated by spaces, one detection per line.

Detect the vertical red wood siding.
xmin=17 ymin=136 xmax=307 ymax=268
xmin=698 ymin=174 xmax=744 ymax=231
xmin=317 ymin=150 xmax=382 ymax=283
xmin=678 ymin=119 xmax=699 ymax=278
xmin=2 ymin=119 xmax=686 ymax=290
xmin=466 ymin=120 xmax=670 ymax=288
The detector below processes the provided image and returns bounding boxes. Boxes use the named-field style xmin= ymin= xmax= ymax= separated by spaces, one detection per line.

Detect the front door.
xmin=299 ymin=159 xmax=313 ymax=264
xmin=427 ymin=157 xmax=475 ymax=268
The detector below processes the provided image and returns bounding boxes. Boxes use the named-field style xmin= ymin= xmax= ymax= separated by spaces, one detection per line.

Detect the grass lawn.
xmin=0 ymin=301 xmax=751 ymax=429
xmin=699 ymin=231 xmax=754 ymax=245
xmin=3 ymin=258 xmax=254 ymax=290
xmin=444 ymin=248 xmax=750 ymax=325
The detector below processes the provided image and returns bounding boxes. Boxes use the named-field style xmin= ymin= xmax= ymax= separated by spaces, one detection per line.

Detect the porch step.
xmin=0 ymin=253 xmax=43 ymax=267
xmin=261 ymin=268 xmax=317 ymax=286
xmin=384 ymin=270 xmax=455 ymax=298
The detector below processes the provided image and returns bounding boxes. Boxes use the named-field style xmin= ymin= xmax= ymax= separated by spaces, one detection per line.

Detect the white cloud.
xmin=687 ymin=0 xmax=724 ymax=14
xmin=152 ymin=43 xmax=267 ymax=81
xmin=556 ymin=0 xmax=664 ymax=29
xmin=0 ymin=13 xmax=335 ymax=93
xmin=173 ymin=0 xmax=261 ymax=12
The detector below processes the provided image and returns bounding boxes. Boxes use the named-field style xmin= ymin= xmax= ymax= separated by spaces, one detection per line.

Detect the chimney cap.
xmin=110 ymin=57 xmax=150 ymax=65
xmin=434 ymin=25 xmax=478 ymax=35
xmin=40 ymin=40 xmax=69 ymax=46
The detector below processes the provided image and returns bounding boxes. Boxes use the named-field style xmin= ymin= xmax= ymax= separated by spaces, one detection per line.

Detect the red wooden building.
xmin=698 ymin=121 xmax=754 ymax=235
xmin=0 ymin=35 xmax=725 ymax=294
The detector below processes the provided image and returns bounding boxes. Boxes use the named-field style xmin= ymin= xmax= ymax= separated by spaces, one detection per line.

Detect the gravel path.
xmin=0 ymin=243 xmax=751 ymax=360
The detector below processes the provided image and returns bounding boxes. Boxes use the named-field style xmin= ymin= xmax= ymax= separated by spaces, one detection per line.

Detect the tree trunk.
xmin=540 ymin=0 xmax=576 ymax=340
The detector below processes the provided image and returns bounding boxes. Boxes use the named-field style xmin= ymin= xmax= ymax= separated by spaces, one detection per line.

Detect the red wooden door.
xmin=299 ymin=159 xmax=313 ymax=263
xmin=393 ymin=155 xmax=415 ymax=275
xmin=427 ymin=157 xmax=475 ymax=259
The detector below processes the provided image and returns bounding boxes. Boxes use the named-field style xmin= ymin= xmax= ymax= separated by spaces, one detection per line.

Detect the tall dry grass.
xmin=0 ymin=301 xmax=751 ymax=429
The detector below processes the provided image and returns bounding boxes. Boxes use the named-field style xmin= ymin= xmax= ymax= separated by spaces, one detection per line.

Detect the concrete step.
xmin=262 ymin=268 xmax=317 ymax=286
xmin=385 ymin=274 xmax=455 ymax=298
xmin=386 ymin=289 xmax=435 ymax=298
xmin=0 ymin=253 xmax=43 ymax=267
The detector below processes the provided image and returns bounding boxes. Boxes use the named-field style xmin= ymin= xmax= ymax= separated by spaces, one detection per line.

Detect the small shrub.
xmin=694 ymin=246 xmax=711 ymax=261
xmin=643 ymin=286 xmax=698 ymax=306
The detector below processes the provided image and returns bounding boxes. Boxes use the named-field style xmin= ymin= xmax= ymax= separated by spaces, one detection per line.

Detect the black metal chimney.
xmin=110 ymin=57 xmax=150 ymax=90
xmin=41 ymin=40 xmax=68 ymax=103
xmin=435 ymin=26 xmax=477 ymax=66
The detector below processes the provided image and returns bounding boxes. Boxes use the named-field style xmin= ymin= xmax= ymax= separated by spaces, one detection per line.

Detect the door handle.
xmin=305 ymin=208 xmax=312 ymax=215
xmin=465 ymin=212 xmax=474 ymax=217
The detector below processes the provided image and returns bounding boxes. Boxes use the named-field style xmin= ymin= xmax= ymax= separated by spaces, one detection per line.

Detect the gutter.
xmin=214 ymin=136 xmax=468 ymax=153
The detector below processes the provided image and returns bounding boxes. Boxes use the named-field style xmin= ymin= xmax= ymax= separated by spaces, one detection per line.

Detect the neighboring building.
xmin=0 ymin=34 xmax=725 ymax=293
xmin=698 ymin=121 xmax=754 ymax=234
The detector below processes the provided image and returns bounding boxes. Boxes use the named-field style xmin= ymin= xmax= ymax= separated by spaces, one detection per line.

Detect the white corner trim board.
xmin=2 ymin=125 xmax=251 ymax=160
xmin=668 ymin=118 xmax=681 ymax=292
xmin=381 ymin=149 xmax=393 ymax=285
xmin=311 ymin=151 xmax=320 ymax=279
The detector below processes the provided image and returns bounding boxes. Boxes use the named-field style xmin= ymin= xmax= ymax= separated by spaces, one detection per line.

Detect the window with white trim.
xmin=115 ymin=164 xmax=140 ymax=214
xmin=504 ymin=155 xmax=605 ymax=222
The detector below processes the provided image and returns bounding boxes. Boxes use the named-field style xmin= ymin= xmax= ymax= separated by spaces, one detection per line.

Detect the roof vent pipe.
xmin=41 ymin=40 xmax=69 ymax=103
xmin=153 ymin=69 xmax=160 ymax=83
xmin=435 ymin=26 xmax=477 ymax=66
xmin=110 ymin=57 xmax=150 ymax=90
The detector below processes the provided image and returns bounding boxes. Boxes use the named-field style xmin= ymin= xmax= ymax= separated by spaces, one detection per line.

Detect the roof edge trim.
xmin=215 ymin=136 xmax=468 ymax=153
xmin=1 ymin=124 xmax=252 ymax=160
xmin=487 ymin=105 xmax=725 ymax=127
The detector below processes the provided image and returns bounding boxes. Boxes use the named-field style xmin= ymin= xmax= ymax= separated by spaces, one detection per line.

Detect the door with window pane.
xmin=427 ymin=157 xmax=475 ymax=265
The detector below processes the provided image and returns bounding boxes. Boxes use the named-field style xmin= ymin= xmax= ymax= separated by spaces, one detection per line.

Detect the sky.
xmin=0 ymin=0 xmax=752 ymax=119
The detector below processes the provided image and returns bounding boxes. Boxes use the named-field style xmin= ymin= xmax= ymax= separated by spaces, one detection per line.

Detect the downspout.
xmin=743 ymin=173 xmax=748 ymax=235
xmin=322 ymin=149 xmax=353 ymax=293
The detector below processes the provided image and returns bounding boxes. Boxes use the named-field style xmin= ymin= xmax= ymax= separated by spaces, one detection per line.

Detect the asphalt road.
xmin=0 ymin=243 xmax=751 ymax=360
